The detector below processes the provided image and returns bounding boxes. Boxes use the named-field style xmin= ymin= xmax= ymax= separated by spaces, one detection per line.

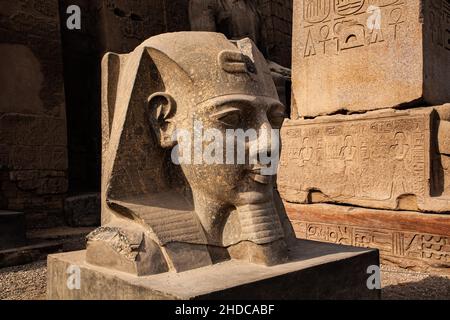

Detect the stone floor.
xmin=1 ymin=261 xmax=449 ymax=300
xmin=0 ymin=260 xmax=47 ymax=300
xmin=381 ymin=265 xmax=450 ymax=300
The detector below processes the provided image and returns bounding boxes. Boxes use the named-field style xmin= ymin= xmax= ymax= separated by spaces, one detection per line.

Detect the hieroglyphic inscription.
xmin=294 ymin=221 xmax=450 ymax=267
xmin=301 ymin=0 xmax=407 ymax=57
xmin=278 ymin=111 xmax=431 ymax=210
xmin=294 ymin=0 xmax=450 ymax=119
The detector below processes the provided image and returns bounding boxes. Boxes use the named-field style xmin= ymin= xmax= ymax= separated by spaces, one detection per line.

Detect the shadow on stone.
xmin=383 ymin=276 xmax=450 ymax=300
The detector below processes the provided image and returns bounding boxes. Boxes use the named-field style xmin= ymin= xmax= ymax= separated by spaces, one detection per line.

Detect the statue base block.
xmin=47 ymin=240 xmax=380 ymax=300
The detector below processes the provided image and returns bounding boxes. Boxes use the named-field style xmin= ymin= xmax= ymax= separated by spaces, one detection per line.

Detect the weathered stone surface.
xmin=85 ymin=226 xmax=169 ymax=276
xmin=189 ymin=0 xmax=263 ymax=45
xmin=0 ymin=226 xmax=93 ymax=268
xmin=258 ymin=0 xmax=293 ymax=67
xmin=285 ymin=203 xmax=450 ymax=274
xmin=0 ymin=0 xmax=65 ymax=118
xmin=188 ymin=0 xmax=293 ymax=67
xmin=60 ymin=0 xmax=192 ymax=193
xmin=58 ymin=0 xmax=292 ymax=198
xmin=64 ymin=193 xmax=100 ymax=227
xmin=47 ymin=240 xmax=380 ymax=300
xmin=189 ymin=0 xmax=292 ymax=106
xmin=292 ymin=0 xmax=450 ymax=117
xmin=96 ymin=0 xmax=190 ymax=54
xmin=0 ymin=210 xmax=26 ymax=250
xmin=0 ymin=44 xmax=44 ymax=115
xmin=89 ymin=31 xmax=300 ymax=277
xmin=1 ymin=241 xmax=63 ymax=269
xmin=278 ymin=104 xmax=450 ymax=212
xmin=0 ymin=0 xmax=68 ymax=226
xmin=227 ymin=239 xmax=289 ymax=266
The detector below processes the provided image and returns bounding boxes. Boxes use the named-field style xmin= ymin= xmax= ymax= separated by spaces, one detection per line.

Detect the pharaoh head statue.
xmin=88 ymin=32 xmax=295 ymax=276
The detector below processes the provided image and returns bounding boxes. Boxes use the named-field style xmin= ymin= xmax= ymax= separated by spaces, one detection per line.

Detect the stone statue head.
xmin=90 ymin=32 xmax=294 ymax=275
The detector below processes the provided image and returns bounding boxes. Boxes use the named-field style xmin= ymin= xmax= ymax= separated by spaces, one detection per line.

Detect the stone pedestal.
xmin=47 ymin=240 xmax=380 ymax=300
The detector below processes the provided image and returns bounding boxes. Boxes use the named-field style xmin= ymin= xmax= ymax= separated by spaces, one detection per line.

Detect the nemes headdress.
xmin=141 ymin=32 xmax=278 ymax=106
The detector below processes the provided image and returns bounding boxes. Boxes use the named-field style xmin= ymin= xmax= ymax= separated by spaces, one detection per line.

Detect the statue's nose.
xmin=257 ymin=120 xmax=273 ymax=157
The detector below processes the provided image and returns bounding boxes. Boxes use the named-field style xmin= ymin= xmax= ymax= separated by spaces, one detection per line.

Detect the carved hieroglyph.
xmin=286 ymin=203 xmax=450 ymax=271
xmin=292 ymin=0 xmax=450 ymax=117
xmin=89 ymin=32 xmax=296 ymax=276
xmin=278 ymin=105 xmax=450 ymax=212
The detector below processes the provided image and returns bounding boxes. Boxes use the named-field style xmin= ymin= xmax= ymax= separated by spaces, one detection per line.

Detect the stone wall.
xmin=95 ymin=0 xmax=190 ymax=54
xmin=0 ymin=0 xmax=68 ymax=228
xmin=258 ymin=0 xmax=293 ymax=67
xmin=281 ymin=0 xmax=450 ymax=272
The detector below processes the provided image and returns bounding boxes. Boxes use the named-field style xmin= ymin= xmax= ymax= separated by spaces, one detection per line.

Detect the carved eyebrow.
xmin=205 ymin=96 xmax=284 ymax=114
xmin=210 ymin=106 xmax=242 ymax=119
xmin=213 ymin=99 xmax=255 ymax=108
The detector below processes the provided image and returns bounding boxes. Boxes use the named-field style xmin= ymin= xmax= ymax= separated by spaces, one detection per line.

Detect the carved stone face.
xmin=142 ymin=33 xmax=286 ymax=245
xmin=181 ymin=95 xmax=285 ymax=200
xmin=177 ymin=95 xmax=285 ymax=240
xmin=149 ymin=92 xmax=286 ymax=244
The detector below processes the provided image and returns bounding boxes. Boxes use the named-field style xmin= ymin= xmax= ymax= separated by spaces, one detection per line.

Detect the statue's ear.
xmin=148 ymin=92 xmax=177 ymax=148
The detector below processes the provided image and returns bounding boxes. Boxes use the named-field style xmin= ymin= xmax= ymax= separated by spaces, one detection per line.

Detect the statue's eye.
xmin=268 ymin=106 xmax=286 ymax=129
xmin=217 ymin=111 xmax=242 ymax=128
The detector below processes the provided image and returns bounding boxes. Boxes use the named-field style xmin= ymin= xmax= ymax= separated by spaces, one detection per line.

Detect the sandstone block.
xmin=292 ymin=0 xmax=450 ymax=117
xmin=285 ymin=203 xmax=450 ymax=273
xmin=47 ymin=241 xmax=380 ymax=300
xmin=278 ymin=104 xmax=450 ymax=212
